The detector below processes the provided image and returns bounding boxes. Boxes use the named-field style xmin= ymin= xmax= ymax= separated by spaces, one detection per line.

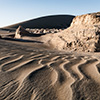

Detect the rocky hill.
xmin=42 ymin=12 xmax=100 ymax=52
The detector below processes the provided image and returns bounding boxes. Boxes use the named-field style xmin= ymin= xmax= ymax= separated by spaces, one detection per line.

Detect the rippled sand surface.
xmin=0 ymin=39 xmax=100 ymax=100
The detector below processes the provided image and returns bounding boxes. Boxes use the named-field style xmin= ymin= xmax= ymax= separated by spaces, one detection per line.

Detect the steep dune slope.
xmin=3 ymin=15 xmax=75 ymax=29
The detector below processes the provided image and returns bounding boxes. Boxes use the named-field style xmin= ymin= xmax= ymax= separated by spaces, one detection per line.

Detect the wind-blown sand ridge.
xmin=0 ymin=13 xmax=100 ymax=100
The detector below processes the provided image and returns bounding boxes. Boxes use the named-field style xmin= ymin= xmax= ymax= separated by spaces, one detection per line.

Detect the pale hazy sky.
xmin=0 ymin=0 xmax=100 ymax=27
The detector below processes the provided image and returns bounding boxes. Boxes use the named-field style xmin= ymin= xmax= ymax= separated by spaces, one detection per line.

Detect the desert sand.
xmin=0 ymin=14 xmax=100 ymax=100
xmin=3 ymin=15 xmax=74 ymax=29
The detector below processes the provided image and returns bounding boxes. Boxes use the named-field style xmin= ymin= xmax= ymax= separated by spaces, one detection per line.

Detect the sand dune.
xmin=1 ymin=13 xmax=100 ymax=100
xmin=0 ymin=39 xmax=100 ymax=100
xmin=3 ymin=15 xmax=75 ymax=29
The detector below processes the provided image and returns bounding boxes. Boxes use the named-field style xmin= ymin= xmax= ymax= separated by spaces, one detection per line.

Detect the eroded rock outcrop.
xmin=15 ymin=26 xmax=30 ymax=38
xmin=71 ymin=12 xmax=100 ymax=27
xmin=42 ymin=12 xmax=100 ymax=52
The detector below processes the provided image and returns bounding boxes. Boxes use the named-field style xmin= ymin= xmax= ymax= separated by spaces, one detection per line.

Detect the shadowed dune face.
xmin=0 ymin=40 xmax=100 ymax=100
xmin=3 ymin=15 xmax=75 ymax=29
xmin=1 ymin=12 xmax=100 ymax=100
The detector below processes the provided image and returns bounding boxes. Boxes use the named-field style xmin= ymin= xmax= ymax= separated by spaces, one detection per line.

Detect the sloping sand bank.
xmin=0 ymin=39 xmax=100 ymax=100
xmin=1 ymin=13 xmax=100 ymax=100
xmin=3 ymin=15 xmax=74 ymax=29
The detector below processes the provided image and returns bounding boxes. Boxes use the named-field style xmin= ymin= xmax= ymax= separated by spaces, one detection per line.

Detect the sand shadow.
xmin=0 ymin=38 xmax=43 ymax=43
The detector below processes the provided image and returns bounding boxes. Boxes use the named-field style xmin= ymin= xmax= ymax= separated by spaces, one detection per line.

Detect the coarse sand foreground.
xmin=0 ymin=39 xmax=100 ymax=100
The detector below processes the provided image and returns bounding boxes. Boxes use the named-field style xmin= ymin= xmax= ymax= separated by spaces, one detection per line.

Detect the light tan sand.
xmin=0 ymin=38 xmax=100 ymax=100
xmin=0 ymin=13 xmax=100 ymax=99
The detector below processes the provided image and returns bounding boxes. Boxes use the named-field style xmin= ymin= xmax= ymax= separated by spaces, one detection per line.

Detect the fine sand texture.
xmin=1 ymin=13 xmax=100 ymax=100
xmin=0 ymin=39 xmax=100 ymax=100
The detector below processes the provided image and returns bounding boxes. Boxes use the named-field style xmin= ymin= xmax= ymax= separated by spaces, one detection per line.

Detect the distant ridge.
xmin=3 ymin=15 xmax=75 ymax=29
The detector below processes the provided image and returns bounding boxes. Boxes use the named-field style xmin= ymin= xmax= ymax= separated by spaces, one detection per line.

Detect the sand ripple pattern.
xmin=0 ymin=44 xmax=100 ymax=100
